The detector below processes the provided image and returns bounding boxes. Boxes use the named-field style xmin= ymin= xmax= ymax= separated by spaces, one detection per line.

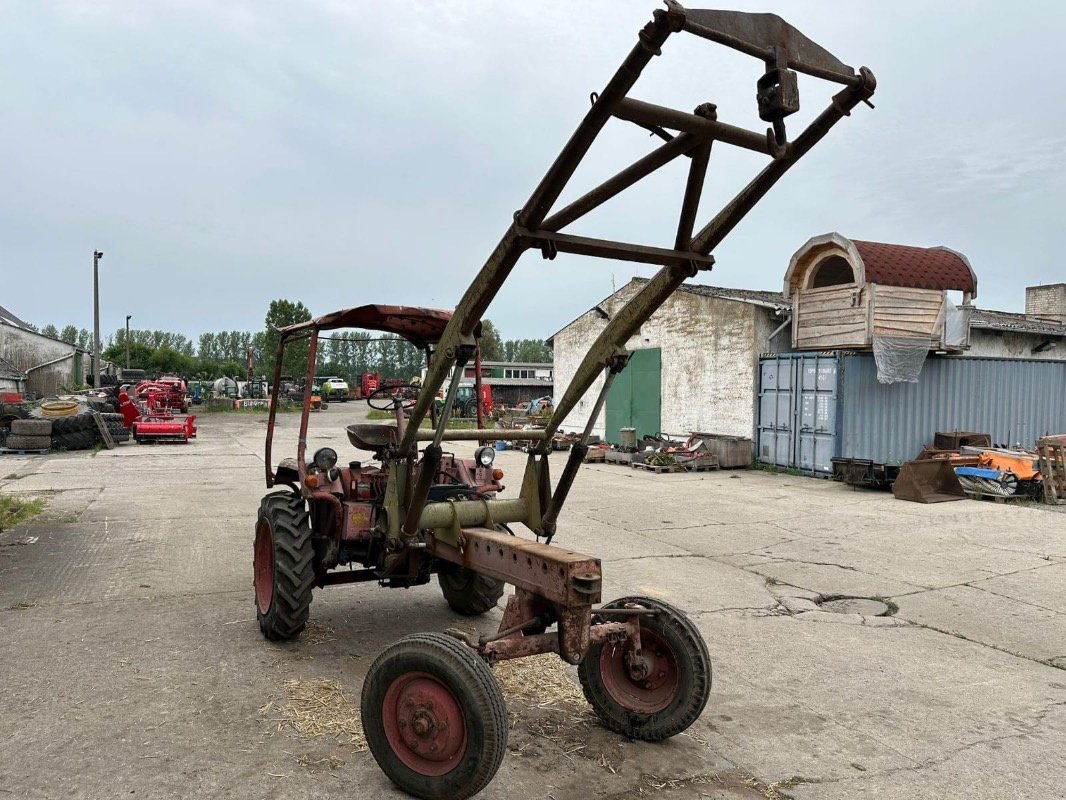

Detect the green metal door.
xmin=605 ymin=348 xmax=661 ymax=444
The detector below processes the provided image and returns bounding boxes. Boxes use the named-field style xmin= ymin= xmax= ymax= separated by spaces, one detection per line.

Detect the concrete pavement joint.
xmin=902 ymin=619 xmax=1066 ymax=671
xmin=888 ymin=559 xmax=1066 ymax=600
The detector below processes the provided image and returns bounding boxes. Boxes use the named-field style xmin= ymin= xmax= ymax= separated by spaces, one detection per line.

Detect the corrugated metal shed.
xmin=759 ymin=353 xmax=1066 ymax=473
xmin=839 ymin=354 xmax=1066 ymax=464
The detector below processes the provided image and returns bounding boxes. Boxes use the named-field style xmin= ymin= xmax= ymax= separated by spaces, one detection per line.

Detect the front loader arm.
xmin=398 ymin=3 xmax=876 ymax=539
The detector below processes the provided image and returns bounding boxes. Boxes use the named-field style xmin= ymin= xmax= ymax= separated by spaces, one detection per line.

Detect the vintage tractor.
xmin=256 ymin=5 xmax=874 ymax=798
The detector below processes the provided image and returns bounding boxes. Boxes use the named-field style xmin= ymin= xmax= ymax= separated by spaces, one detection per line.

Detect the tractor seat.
xmin=346 ymin=423 xmax=399 ymax=450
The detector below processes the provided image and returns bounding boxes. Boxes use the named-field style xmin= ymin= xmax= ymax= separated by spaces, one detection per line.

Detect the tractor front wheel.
xmin=578 ymin=596 xmax=711 ymax=741
xmin=437 ymin=564 xmax=505 ymax=616
xmin=254 ymin=492 xmax=313 ymax=640
xmin=362 ymin=633 xmax=507 ymax=800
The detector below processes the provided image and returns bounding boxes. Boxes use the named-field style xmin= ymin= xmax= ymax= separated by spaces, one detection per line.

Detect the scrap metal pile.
xmin=893 ymin=431 xmax=1066 ymax=504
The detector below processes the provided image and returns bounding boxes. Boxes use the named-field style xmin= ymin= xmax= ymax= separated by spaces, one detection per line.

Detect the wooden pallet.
xmin=632 ymin=461 xmax=683 ymax=474
xmin=91 ymin=411 xmax=117 ymax=450
xmin=677 ymin=454 xmax=720 ymax=472
xmin=0 ymin=448 xmax=49 ymax=455
xmin=679 ymin=462 xmax=720 ymax=472
xmin=1037 ymin=438 xmax=1066 ymax=504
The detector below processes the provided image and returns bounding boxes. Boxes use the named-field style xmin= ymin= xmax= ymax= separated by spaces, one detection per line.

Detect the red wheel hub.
xmin=254 ymin=521 xmax=274 ymax=614
xmin=599 ymin=628 xmax=679 ymax=713
xmin=382 ymin=671 xmax=467 ymax=777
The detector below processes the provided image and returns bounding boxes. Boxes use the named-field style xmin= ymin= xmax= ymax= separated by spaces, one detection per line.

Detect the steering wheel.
xmin=367 ymin=384 xmax=419 ymax=411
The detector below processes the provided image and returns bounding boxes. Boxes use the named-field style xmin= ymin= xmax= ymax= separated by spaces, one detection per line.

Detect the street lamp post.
xmin=125 ymin=314 xmax=132 ymax=371
xmin=92 ymin=250 xmax=103 ymax=388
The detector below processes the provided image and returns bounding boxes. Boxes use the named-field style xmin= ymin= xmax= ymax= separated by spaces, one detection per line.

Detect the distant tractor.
xmin=437 ymin=382 xmax=493 ymax=419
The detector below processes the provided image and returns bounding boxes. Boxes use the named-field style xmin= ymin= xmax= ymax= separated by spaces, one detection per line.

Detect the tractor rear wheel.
xmin=578 ymin=596 xmax=711 ymax=741
xmin=437 ymin=565 xmax=505 ymax=616
xmin=362 ymin=632 xmax=507 ymax=800
xmin=254 ymin=492 xmax=313 ymax=640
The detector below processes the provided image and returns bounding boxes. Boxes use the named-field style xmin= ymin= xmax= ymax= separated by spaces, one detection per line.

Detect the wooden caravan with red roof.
xmin=785 ymin=233 xmax=976 ymax=352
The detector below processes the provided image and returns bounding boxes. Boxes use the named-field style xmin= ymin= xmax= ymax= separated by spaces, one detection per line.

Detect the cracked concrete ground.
xmin=2 ymin=408 xmax=1066 ymax=799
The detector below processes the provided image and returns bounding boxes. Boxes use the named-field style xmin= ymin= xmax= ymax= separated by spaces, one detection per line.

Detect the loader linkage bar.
xmin=400 ymin=1 xmax=875 ymax=542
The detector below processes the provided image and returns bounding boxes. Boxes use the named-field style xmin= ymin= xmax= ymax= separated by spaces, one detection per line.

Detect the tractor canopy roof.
xmin=279 ymin=304 xmax=480 ymax=349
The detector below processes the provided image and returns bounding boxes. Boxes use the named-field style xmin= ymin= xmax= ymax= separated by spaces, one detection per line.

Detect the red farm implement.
xmin=119 ymin=386 xmax=197 ymax=444
xmin=255 ymin=6 xmax=874 ymax=798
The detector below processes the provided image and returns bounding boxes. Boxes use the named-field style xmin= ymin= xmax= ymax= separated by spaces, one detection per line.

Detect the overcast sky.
xmin=2 ymin=1 xmax=1062 ymax=343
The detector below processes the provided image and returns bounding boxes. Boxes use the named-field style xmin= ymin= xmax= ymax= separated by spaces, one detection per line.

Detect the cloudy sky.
xmin=2 ymin=1 xmax=1062 ymax=343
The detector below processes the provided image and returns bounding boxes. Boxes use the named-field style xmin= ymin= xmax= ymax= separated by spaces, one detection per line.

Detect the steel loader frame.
xmin=396 ymin=3 xmax=874 ymax=662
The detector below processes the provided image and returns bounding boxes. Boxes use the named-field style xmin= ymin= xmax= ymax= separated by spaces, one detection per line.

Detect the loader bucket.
xmin=892 ymin=460 xmax=966 ymax=503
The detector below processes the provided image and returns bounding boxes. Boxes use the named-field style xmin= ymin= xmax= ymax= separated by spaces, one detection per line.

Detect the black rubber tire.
xmin=107 ymin=425 xmax=131 ymax=443
xmin=10 ymin=418 xmax=52 ymax=436
xmin=5 ymin=434 xmax=50 ymax=451
xmin=578 ymin=596 xmax=711 ymax=741
xmin=52 ymin=411 xmax=93 ymax=435
xmin=105 ymin=419 xmax=131 ymax=442
xmin=437 ymin=565 xmax=505 ymax=616
xmin=51 ymin=429 xmax=96 ymax=451
xmin=254 ymin=492 xmax=313 ymax=640
xmin=362 ymin=632 xmax=507 ymax=800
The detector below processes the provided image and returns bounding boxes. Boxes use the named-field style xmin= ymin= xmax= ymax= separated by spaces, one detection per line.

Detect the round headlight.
xmin=475 ymin=445 xmax=495 ymax=467
xmin=313 ymin=447 xmax=338 ymax=471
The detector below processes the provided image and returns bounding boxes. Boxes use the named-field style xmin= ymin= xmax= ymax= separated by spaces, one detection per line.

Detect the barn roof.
xmin=970 ymin=308 xmax=1066 ymax=337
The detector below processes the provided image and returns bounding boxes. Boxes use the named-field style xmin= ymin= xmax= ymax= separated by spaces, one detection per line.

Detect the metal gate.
xmin=758 ymin=354 xmax=839 ymax=474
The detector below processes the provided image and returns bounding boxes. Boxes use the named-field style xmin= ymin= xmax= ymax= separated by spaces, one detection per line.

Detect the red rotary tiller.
xmin=119 ymin=385 xmax=197 ymax=444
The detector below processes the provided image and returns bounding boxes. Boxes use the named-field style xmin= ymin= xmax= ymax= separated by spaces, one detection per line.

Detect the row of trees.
xmin=36 ymin=300 xmax=551 ymax=382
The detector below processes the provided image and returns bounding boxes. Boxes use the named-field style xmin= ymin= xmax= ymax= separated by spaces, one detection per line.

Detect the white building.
xmin=0 ymin=305 xmax=89 ymax=397
xmin=548 ymin=274 xmax=1066 ymax=447
xmin=548 ymin=279 xmax=789 ymax=442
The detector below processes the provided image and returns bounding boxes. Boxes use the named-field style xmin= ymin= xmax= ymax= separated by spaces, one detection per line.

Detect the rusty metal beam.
xmin=541 ymin=132 xmax=701 ymax=233
xmin=675 ymin=127 xmax=714 ymax=249
xmin=613 ymin=97 xmax=771 ymax=155
xmin=412 ymin=428 xmax=548 ymax=442
xmin=425 ymin=526 xmax=602 ymax=607
xmin=515 ymin=228 xmax=715 ymax=270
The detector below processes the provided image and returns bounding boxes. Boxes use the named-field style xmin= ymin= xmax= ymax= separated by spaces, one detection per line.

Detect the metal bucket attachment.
xmin=892 ymin=460 xmax=966 ymax=503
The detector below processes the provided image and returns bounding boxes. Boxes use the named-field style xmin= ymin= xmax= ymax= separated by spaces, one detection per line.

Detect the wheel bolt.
xmin=643 ymin=680 xmax=653 ymax=689
xmin=430 ymin=744 xmax=438 ymax=753
xmin=408 ymin=740 xmax=419 ymax=750
xmin=658 ymin=671 xmax=665 ymax=678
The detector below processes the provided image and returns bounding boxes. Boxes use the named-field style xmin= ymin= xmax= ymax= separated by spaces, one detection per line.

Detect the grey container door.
xmin=757 ymin=356 xmax=794 ymax=468
xmin=796 ymin=356 xmax=838 ymax=474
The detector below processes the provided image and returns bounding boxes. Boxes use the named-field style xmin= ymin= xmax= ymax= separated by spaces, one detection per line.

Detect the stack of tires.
xmin=48 ymin=409 xmax=131 ymax=451
xmin=5 ymin=418 xmax=52 ymax=452
xmin=0 ymin=403 xmax=30 ymax=448
xmin=50 ymin=411 xmax=97 ymax=451
xmin=97 ymin=412 xmax=131 ymax=445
